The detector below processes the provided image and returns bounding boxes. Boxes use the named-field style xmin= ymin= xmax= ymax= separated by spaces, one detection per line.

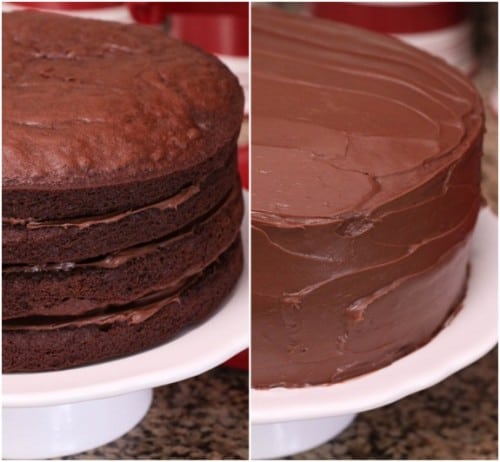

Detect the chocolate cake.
xmin=3 ymin=11 xmax=244 ymax=372
xmin=251 ymin=8 xmax=484 ymax=388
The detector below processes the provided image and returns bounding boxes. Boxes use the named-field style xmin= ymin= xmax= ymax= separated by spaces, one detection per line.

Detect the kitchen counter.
xmin=66 ymin=367 xmax=248 ymax=460
xmin=288 ymin=349 xmax=497 ymax=460
xmin=60 ymin=353 xmax=496 ymax=460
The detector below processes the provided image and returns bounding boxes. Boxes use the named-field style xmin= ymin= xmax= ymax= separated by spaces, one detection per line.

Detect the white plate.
xmin=252 ymin=208 xmax=498 ymax=424
xmin=3 ymin=192 xmax=249 ymax=408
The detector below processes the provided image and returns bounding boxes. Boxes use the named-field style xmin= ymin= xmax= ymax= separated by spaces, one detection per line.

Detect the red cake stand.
xmin=251 ymin=208 xmax=498 ymax=459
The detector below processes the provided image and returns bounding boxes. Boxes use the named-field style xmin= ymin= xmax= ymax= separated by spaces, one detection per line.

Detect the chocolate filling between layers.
xmin=4 ymin=184 xmax=200 ymax=228
xmin=4 ymin=181 xmax=241 ymax=273
xmin=3 ymin=238 xmax=243 ymax=373
xmin=3 ymin=182 xmax=243 ymax=319
xmin=3 ymin=154 xmax=238 ymax=264
xmin=4 ymin=236 xmax=242 ymax=331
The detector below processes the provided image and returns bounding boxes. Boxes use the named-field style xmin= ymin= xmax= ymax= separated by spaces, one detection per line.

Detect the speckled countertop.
xmin=288 ymin=349 xmax=497 ymax=460
xmin=67 ymin=367 xmax=248 ymax=460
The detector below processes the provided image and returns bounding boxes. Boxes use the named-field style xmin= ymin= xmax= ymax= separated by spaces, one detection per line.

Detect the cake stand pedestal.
xmin=251 ymin=209 xmax=497 ymax=459
xmin=3 ymin=197 xmax=249 ymax=460
xmin=3 ymin=390 xmax=153 ymax=460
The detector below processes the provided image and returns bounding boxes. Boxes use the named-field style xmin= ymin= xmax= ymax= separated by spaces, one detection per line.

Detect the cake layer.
xmin=3 ymin=237 xmax=243 ymax=373
xmin=3 ymin=183 xmax=243 ymax=320
xmin=3 ymin=11 xmax=243 ymax=220
xmin=3 ymin=156 xmax=238 ymax=264
xmin=251 ymin=8 xmax=483 ymax=388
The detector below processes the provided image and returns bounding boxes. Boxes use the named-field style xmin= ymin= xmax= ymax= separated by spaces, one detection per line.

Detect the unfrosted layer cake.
xmin=3 ymin=11 xmax=244 ymax=372
xmin=251 ymin=8 xmax=483 ymax=388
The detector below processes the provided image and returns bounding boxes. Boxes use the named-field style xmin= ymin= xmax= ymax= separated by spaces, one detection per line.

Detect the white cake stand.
xmin=251 ymin=208 xmax=498 ymax=459
xmin=3 ymin=194 xmax=249 ymax=460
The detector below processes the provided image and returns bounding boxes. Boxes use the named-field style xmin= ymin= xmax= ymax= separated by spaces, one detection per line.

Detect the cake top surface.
xmin=3 ymin=11 xmax=243 ymax=190
xmin=252 ymin=7 xmax=482 ymax=223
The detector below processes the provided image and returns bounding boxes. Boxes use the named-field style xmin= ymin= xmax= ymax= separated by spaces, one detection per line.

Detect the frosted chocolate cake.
xmin=251 ymin=8 xmax=483 ymax=388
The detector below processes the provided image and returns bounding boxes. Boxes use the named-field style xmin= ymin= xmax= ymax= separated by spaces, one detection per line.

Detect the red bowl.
xmin=127 ymin=2 xmax=248 ymax=56
xmin=224 ymin=349 xmax=248 ymax=371
xmin=311 ymin=2 xmax=467 ymax=34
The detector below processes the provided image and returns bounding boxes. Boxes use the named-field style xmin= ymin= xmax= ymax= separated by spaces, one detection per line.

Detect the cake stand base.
xmin=2 ymin=388 xmax=153 ymax=459
xmin=251 ymin=414 xmax=356 ymax=459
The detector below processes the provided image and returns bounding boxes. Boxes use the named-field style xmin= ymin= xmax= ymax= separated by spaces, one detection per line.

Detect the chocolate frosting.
xmin=3 ymin=184 xmax=242 ymax=320
xmin=4 ymin=184 xmax=240 ymax=275
xmin=4 ymin=234 xmax=239 ymax=330
xmin=251 ymin=8 xmax=483 ymax=388
xmin=3 ymin=11 xmax=243 ymax=190
xmin=3 ymin=184 xmax=200 ymax=229
xmin=4 ymin=278 xmax=187 ymax=331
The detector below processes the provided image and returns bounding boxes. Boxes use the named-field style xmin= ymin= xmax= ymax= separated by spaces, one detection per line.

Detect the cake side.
xmin=3 ymin=182 xmax=243 ymax=320
xmin=3 ymin=153 xmax=238 ymax=264
xmin=4 ymin=238 xmax=243 ymax=373
xmin=251 ymin=7 xmax=483 ymax=388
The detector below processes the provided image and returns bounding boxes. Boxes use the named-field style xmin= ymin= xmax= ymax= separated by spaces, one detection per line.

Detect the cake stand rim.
xmin=3 ymin=192 xmax=249 ymax=408
xmin=251 ymin=207 xmax=498 ymax=424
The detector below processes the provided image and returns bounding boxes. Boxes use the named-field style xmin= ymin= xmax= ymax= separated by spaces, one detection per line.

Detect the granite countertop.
xmin=289 ymin=349 xmax=497 ymax=460
xmin=67 ymin=367 xmax=248 ymax=460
